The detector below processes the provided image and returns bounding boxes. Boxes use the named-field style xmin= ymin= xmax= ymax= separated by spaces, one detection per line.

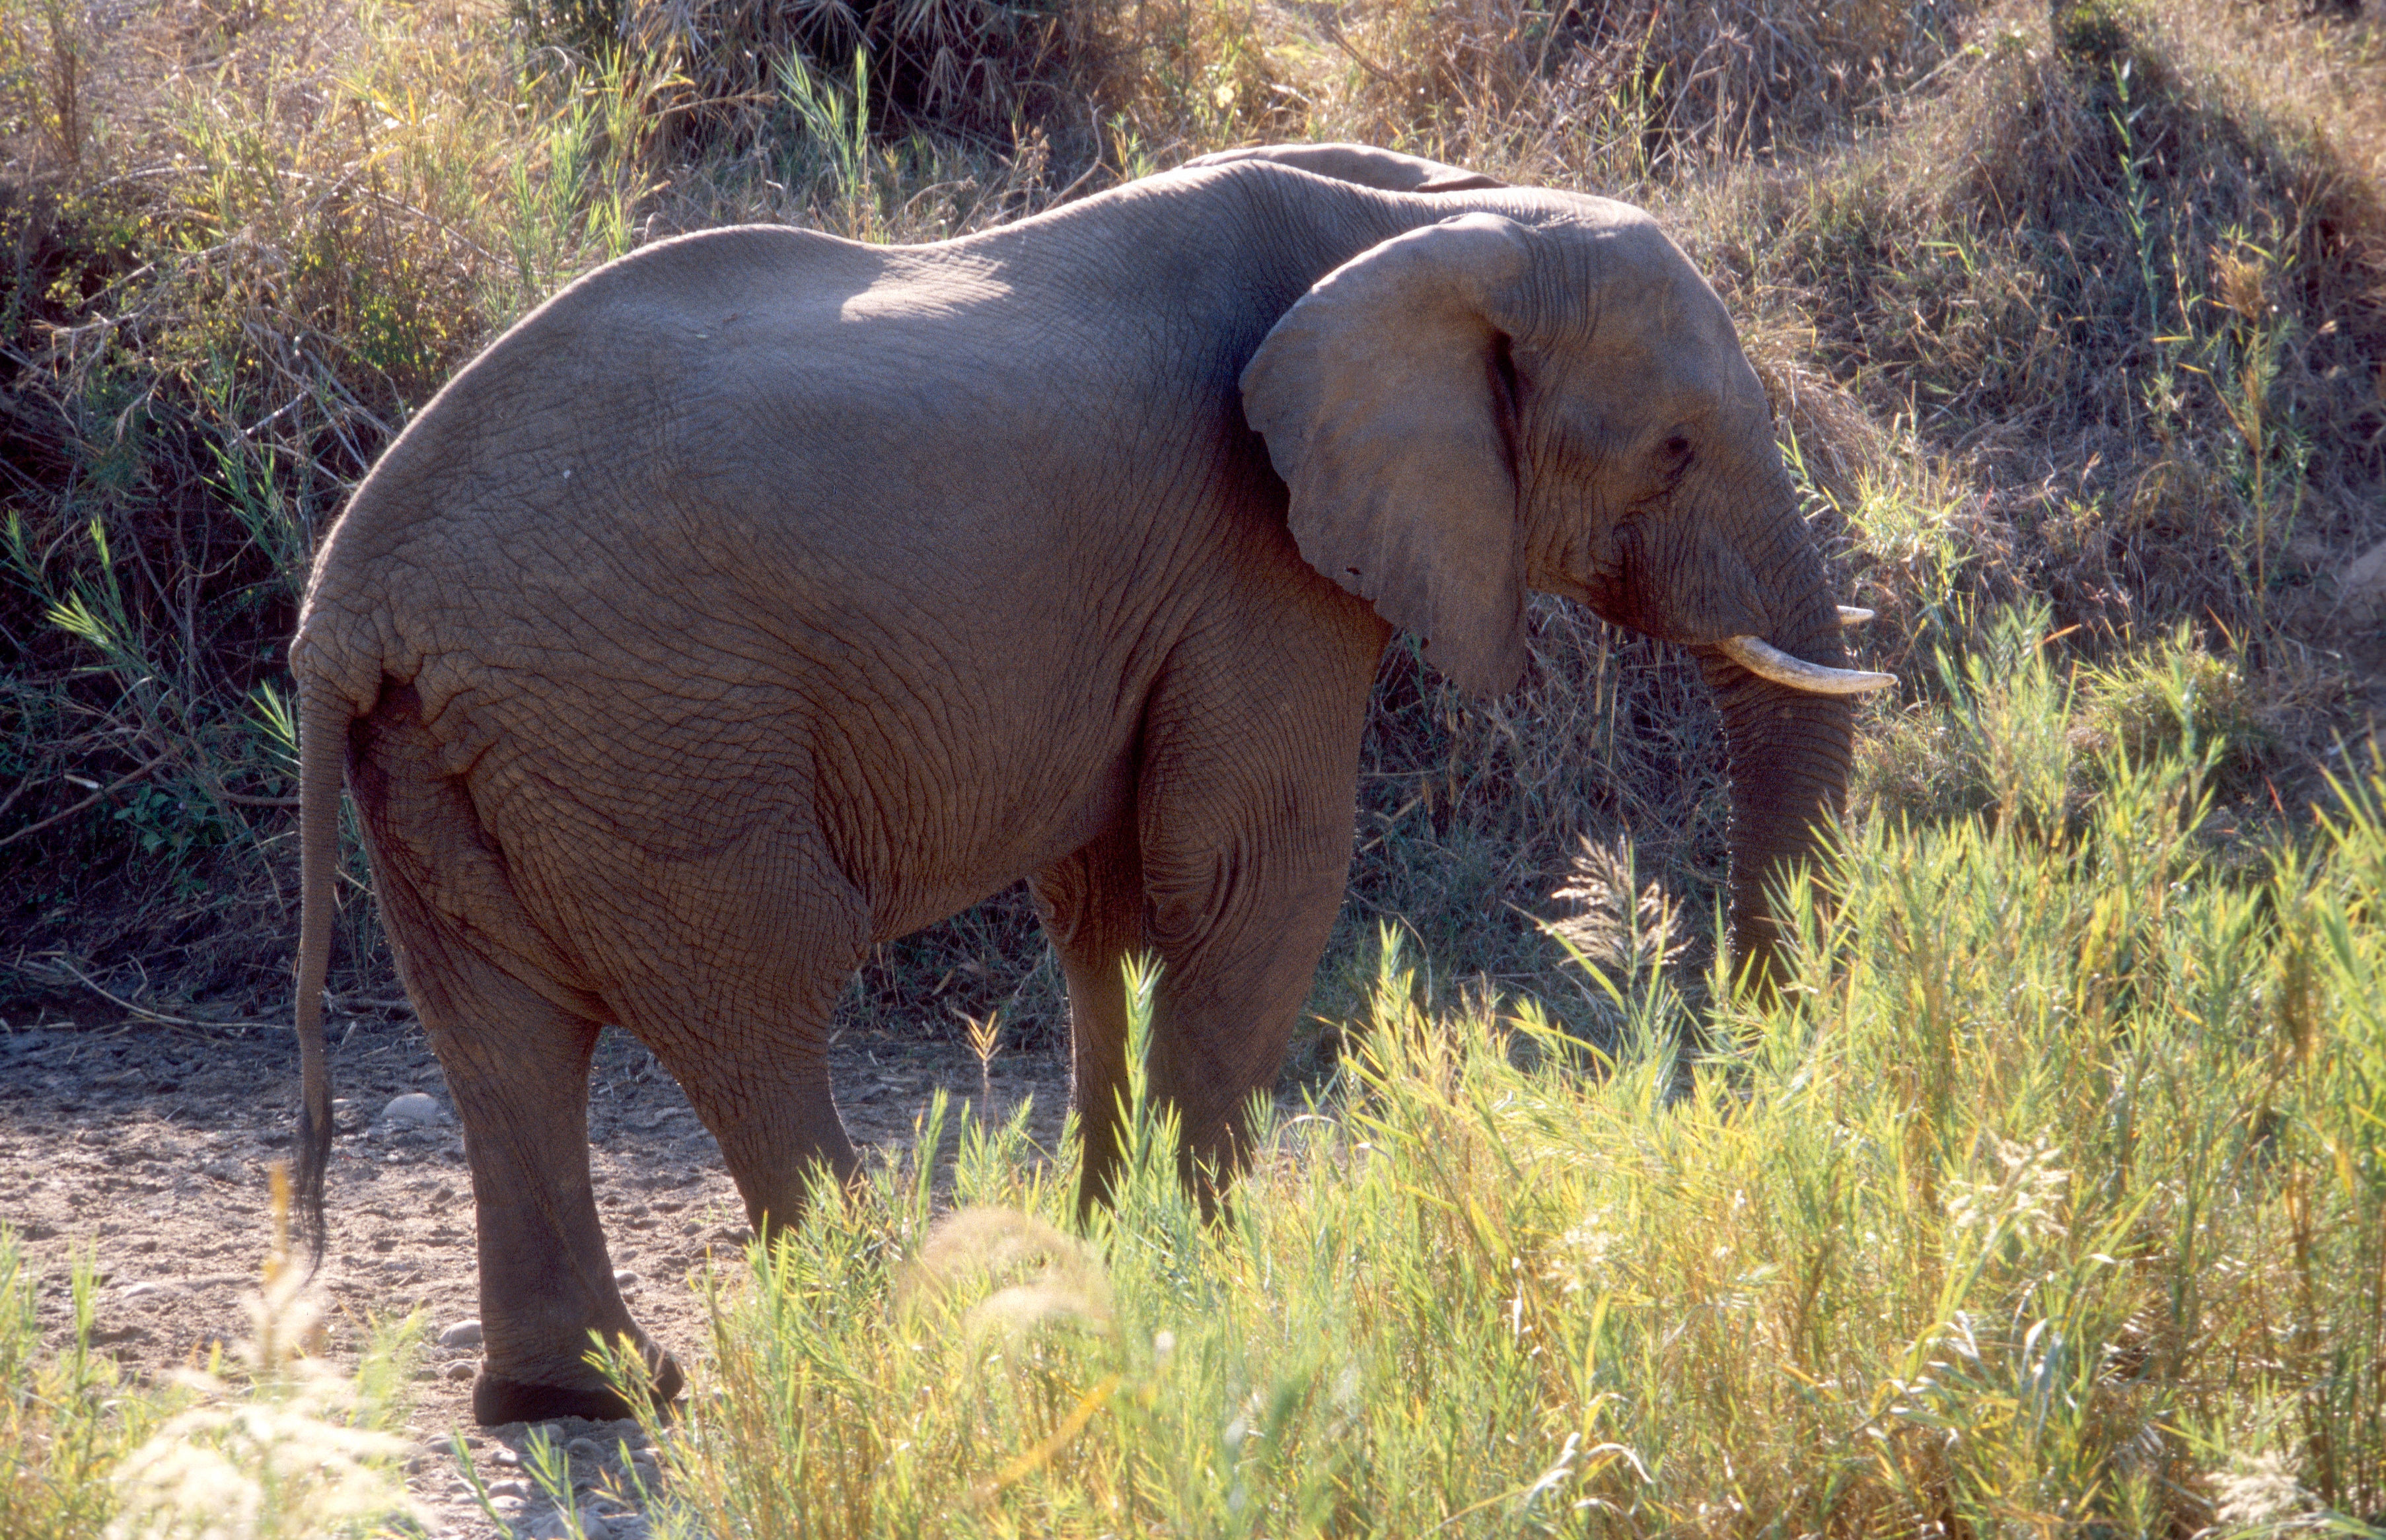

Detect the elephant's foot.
xmin=472 ymin=1348 xmax=685 ymax=1427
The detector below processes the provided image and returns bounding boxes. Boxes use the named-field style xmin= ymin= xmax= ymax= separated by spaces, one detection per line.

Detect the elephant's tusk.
xmin=1717 ymin=635 xmax=1897 ymax=695
xmin=1837 ymin=606 xmax=1875 ymax=627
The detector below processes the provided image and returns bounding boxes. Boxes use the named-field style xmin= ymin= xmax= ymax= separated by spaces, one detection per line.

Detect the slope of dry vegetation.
xmin=0 ymin=0 xmax=2379 ymax=1023
xmin=5 ymin=0 xmax=2381 ymax=1045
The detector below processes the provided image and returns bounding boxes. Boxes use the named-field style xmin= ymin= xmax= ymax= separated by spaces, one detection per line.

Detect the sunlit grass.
xmin=1 ymin=1236 xmax=165 ymax=1539
xmin=592 ymin=727 xmax=2386 ymax=1537
xmin=0 ymin=1172 xmax=421 ymax=1540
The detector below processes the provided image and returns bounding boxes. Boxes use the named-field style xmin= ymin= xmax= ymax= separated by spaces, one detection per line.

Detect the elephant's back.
xmin=316 ymin=224 xmax=891 ymax=548
xmin=290 ymin=209 xmax=1240 ymax=759
xmin=294 ymin=227 xmax=891 ymax=703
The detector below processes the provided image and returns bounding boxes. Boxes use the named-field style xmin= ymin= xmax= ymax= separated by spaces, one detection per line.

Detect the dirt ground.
xmin=0 ymin=993 xmax=1073 ymax=1539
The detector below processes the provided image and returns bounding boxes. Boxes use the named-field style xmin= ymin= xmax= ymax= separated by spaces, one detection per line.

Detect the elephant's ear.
xmin=1242 ymin=212 xmax=1533 ymax=698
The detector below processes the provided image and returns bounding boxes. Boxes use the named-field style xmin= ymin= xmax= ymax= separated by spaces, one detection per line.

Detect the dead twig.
xmin=0 ymin=769 xmax=40 ymax=822
xmin=216 ymin=790 xmax=301 ymax=806
xmin=1312 ymin=11 xmax=1400 ymax=85
xmin=43 ymin=956 xmax=284 ymax=1032
xmin=0 ymin=753 xmax=172 ymax=849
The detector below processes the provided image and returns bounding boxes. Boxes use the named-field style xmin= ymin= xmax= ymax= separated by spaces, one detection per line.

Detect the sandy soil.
xmin=0 ymin=998 xmax=1071 ymax=1539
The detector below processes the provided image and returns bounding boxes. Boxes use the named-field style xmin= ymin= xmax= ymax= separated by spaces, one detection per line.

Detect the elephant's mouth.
xmin=1712 ymin=608 xmax=1895 ymax=697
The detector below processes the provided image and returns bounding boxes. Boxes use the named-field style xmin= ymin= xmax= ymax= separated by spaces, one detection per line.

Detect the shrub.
xmin=0 ymin=1174 xmax=417 ymax=1540
xmin=5 ymin=0 xmax=2381 ymax=1055
xmin=0 ymin=1232 xmax=164 ymax=1539
xmin=605 ymin=732 xmax=2386 ymax=1533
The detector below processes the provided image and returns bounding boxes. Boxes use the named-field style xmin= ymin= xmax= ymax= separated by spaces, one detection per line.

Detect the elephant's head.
xmin=1242 ymin=207 xmax=1889 ymax=987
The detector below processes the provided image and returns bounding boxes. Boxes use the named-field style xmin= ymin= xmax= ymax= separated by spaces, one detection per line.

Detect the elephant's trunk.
xmin=1696 ymin=528 xmax=1858 ymax=993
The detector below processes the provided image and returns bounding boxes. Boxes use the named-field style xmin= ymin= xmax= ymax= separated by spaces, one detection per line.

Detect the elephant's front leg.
xmin=1137 ymin=814 xmax=1355 ymax=1205
xmin=1125 ymin=625 xmax=1381 ymax=1208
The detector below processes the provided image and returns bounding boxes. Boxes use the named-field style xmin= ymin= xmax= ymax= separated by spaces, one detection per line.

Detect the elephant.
xmin=285 ymin=141 xmax=1890 ymax=1426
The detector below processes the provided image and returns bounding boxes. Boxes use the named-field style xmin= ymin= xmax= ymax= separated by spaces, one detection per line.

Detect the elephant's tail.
xmin=291 ymin=676 xmax=349 ymax=1265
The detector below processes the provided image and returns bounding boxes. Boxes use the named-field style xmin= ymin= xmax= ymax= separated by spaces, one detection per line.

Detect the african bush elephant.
xmin=287 ymin=142 xmax=1888 ymax=1424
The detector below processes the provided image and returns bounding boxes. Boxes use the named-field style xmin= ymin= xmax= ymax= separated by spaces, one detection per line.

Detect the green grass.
xmin=11 ymin=719 xmax=2385 ymax=1531
xmin=1 ymin=1235 xmax=164 ymax=1538
xmin=542 ymin=724 xmax=2386 ymax=1537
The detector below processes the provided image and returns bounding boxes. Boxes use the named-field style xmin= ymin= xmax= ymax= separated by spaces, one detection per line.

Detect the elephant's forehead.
xmin=835 ymin=252 xmax=1013 ymax=322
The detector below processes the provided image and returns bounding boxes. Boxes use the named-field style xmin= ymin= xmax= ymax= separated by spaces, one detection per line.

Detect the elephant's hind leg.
xmin=594 ymin=848 xmax=871 ymax=1242
xmin=350 ymin=689 xmax=679 ymax=1425
xmin=408 ymin=938 xmax=676 ymax=1424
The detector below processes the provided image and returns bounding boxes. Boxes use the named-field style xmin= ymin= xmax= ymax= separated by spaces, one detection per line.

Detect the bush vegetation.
xmin=578 ymin=724 xmax=2386 ymax=1535
xmin=3 ymin=0 xmax=2379 ymax=1038
xmin=1 ymin=1174 xmax=419 ymax=1539
xmin=3 ymin=0 xmax=2383 ymax=1525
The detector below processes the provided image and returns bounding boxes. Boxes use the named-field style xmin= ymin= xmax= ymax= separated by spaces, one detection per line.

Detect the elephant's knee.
xmin=1141 ymin=844 xmax=1238 ymax=963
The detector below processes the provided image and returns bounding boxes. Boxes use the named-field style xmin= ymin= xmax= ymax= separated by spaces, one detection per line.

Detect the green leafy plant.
xmin=604 ymin=724 xmax=2385 ymax=1535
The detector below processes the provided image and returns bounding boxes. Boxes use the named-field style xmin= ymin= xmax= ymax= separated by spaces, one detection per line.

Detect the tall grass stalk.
xmin=0 ymin=1238 xmax=164 ymax=1539
xmin=613 ymin=726 xmax=2385 ymax=1535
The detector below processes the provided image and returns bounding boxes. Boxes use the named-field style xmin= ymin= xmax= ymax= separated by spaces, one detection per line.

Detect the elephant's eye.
xmin=1661 ymin=435 xmax=1692 ymax=464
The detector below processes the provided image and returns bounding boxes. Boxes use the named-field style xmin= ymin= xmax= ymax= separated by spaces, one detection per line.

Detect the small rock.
xmin=612 ymin=1271 xmax=639 ymax=1291
xmin=383 ymin=1092 xmax=446 ymax=1125
xmin=2346 ymin=537 xmax=2386 ymax=608
xmin=438 ymin=1318 xmax=484 ymax=1349
xmin=511 ymin=1507 xmax=608 ymax=1540
xmin=485 ymin=1478 xmax=532 ymax=1500
xmin=118 ymin=1281 xmax=168 ymax=1301
xmin=446 ymin=1360 xmax=477 ymax=1381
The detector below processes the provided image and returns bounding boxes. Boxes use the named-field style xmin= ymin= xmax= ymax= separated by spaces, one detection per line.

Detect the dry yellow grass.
xmin=3 ymin=0 xmax=2382 ymax=1036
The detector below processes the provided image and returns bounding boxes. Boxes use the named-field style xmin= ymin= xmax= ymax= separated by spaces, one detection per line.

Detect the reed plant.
xmin=597 ymin=711 xmax=2386 ymax=1535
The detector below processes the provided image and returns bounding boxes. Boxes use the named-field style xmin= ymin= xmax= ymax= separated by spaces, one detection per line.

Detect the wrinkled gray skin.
xmin=287 ymin=143 xmax=1857 ymax=1424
